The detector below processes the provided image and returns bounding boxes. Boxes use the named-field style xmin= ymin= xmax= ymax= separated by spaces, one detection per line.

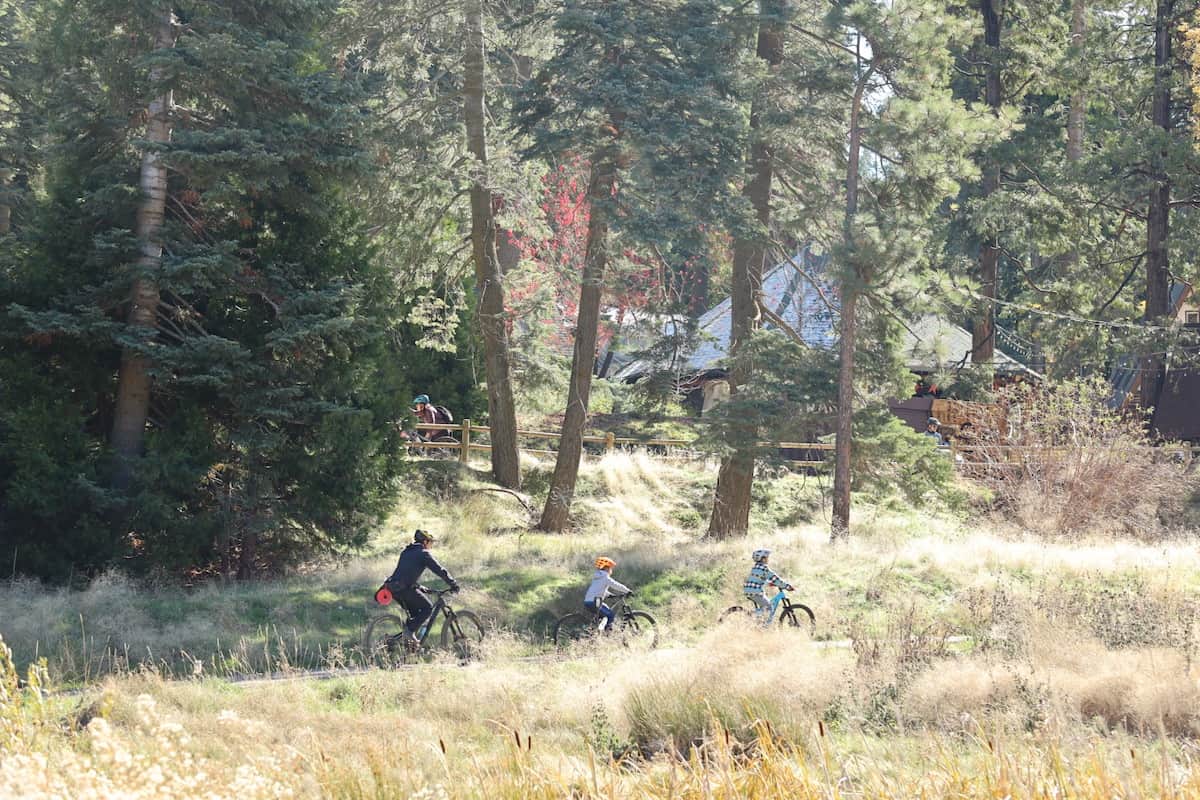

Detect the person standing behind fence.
xmin=411 ymin=394 xmax=454 ymax=441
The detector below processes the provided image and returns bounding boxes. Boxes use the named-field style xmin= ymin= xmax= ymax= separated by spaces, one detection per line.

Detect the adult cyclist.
xmin=385 ymin=529 xmax=460 ymax=646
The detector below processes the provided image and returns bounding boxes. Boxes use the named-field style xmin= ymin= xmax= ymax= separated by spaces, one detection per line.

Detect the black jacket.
xmin=387 ymin=543 xmax=456 ymax=590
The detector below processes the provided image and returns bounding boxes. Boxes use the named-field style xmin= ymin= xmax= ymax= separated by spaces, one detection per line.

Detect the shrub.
xmin=850 ymin=407 xmax=957 ymax=505
xmin=966 ymin=378 xmax=1200 ymax=536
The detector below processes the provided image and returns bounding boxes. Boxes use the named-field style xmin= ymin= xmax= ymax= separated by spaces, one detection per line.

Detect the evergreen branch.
xmin=997 ymin=245 xmax=1059 ymax=296
xmin=864 ymin=291 xmax=922 ymax=344
xmin=1094 ymin=253 xmax=1145 ymax=315
xmin=154 ymin=308 xmax=189 ymax=343
xmin=1014 ymin=159 xmax=1148 ymax=221
xmin=167 ymin=195 xmax=217 ymax=245
xmin=161 ymin=289 xmax=209 ymax=337
xmin=758 ymin=303 xmax=807 ymax=348
xmin=770 ymin=242 xmax=839 ymax=318
xmin=789 ymin=24 xmax=860 ymax=58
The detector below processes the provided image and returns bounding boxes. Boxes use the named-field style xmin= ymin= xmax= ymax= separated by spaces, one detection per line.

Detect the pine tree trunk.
xmin=973 ymin=0 xmax=1002 ymax=368
xmin=831 ymin=62 xmax=872 ymax=540
xmin=1067 ymin=0 xmax=1086 ymax=163
xmin=831 ymin=284 xmax=858 ymax=538
xmin=464 ymin=0 xmax=520 ymax=489
xmin=1142 ymin=0 xmax=1174 ymax=411
xmin=536 ymin=143 xmax=618 ymax=532
xmin=111 ymin=11 xmax=176 ymax=489
xmin=0 ymin=168 xmax=12 ymax=235
xmin=706 ymin=6 xmax=782 ymax=540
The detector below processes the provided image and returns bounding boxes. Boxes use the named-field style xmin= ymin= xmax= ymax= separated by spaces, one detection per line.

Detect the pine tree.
xmin=1 ymin=0 xmax=409 ymax=578
xmin=518 ymin=0 xmax=751 ymax=532
xmin=707 ymin=0 xmax=786 ymax=540
xmin=464 ymin=0 xmax=521 ymax=489
xmin=808 ymin=1 xmax=993 ymax=537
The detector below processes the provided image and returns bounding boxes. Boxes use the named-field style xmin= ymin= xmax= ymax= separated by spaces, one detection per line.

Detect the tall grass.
xmin=4 ymin=452 xmax=1200 ymax=684
xmin=4 ymin=453 xmax=1200 ymax=797
xmin=4 ymin=627 xmax=1200 ymax=799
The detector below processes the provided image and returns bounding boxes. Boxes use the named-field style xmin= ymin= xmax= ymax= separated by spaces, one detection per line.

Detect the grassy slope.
xmin=5 ymin=452 xmax=1197 ymax=680
xmin=4 ymin=453 xmax=1200 ymax=798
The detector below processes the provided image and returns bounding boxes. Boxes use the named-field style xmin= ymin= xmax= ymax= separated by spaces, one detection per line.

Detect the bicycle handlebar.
xmin=416 ymin=584 xmax=459 ymax=596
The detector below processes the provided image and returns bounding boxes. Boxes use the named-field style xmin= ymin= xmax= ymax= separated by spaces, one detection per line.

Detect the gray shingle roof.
xmin=614 ymin=248 xmax=1037 ymax=380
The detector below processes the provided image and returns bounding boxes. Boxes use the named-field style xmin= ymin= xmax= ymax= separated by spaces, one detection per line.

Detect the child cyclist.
xmin=743 ymin=548 xmax=794 ymax=620
xmin=584 ymin=556 xmax=632 ymax=631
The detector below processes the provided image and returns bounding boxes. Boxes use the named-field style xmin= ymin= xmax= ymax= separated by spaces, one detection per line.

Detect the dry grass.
xmin=966 ymin=379 xmax=1200 ymax=536
xmin=5 ymin=624 xmax=1200 ymax=799
xmin=4 ymin=451 xmax=1200 ymax=681
xmin=4 ymin=453 xmax=1200 ymax=796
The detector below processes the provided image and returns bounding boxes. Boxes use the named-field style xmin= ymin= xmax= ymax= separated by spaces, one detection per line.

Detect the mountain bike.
xmin=720 ymin=588 xmax=815 ymax=634
xmin=552 ymin=593 xmax=657 ymax=650
xmin=363 ymin=585 xmax=484 ymax=665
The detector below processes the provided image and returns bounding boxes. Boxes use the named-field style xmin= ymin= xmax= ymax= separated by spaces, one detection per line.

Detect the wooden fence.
xmin=411 ymin=421 xmax=1200 ymax=469
xmin=411 ymin=421 xmax=835 ymax=466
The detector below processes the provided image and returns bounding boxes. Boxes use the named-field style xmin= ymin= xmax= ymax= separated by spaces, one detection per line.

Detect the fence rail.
xmin=408 ymin=421 xmax=1200 ymax=469
xmin=408 ymin=421 xmax=834 ymax=466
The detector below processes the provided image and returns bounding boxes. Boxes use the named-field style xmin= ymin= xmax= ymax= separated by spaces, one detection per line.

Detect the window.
xmin=1186 ymin=310 xmax=1200 ymax=326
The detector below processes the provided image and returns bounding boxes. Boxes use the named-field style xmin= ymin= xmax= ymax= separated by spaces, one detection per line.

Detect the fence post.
xmin=605 ymin=431 xmax=615 ymax=456
xmin=460 ymin=418 xmax=471 ymax=464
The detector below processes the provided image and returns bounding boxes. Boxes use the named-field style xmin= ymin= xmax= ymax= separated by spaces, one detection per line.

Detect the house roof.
xmin=614 ymin=248 xmax=1039 ymax=381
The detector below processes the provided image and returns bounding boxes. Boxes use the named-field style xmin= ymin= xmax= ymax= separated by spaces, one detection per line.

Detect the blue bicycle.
xmin=721 ymin=588 xmax=815 ymax=633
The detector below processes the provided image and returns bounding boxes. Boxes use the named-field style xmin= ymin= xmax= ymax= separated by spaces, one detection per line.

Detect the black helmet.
xmin=927 ymin=417 xmax=941 ymax=426
xmin=414 ymin=529 xmax=435 ymax=544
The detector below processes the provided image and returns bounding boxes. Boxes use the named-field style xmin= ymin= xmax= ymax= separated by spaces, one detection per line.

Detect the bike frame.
xmin=590 ymin=594 xmax=632 ymax=628
xmin=410 ymin=587 xmax=455 ymax=646
xmin=753 ymin=588 xmax=789 ymax=625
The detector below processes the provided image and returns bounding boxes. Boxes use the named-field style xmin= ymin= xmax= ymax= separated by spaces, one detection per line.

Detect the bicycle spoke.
xmin=615 ymin=611 xmax=658 ymax=650
xmin=362 ymin=614 xmax=414 ymax=668
xmin=553 ymin=613 xmax=603 ymax=649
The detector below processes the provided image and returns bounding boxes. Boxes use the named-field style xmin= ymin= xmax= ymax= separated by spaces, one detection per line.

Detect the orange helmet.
xmin=595 ymin=556 xmax=616 ymax=570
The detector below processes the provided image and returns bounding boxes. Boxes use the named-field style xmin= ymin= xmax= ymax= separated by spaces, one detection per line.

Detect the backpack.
xmin=433 ymin=405 xmax=454 ymax=425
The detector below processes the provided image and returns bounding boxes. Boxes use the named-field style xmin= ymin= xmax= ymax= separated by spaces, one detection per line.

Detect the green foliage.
xmin=699 ymin=331 xmax=839 ymax=457
xmin=850 ymin=407 xmax=955 ymax=506
xmin=0 ymin=0 xmax=430 ymax=580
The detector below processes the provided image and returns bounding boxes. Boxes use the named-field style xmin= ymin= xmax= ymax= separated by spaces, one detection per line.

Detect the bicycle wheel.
xmin=719 ymin=606 xmax=752 ymax=623
xmin=553 ymin=613 xmax=601 ymax=648
xmin=440 ymin=609 xmax=485 ymax=661
xmin=362 ymin=614 xmax=413 ymax=668
xmin=614 ymin=610 xmax=658 ymax=650
xmin=781 ymin=603 xmax=816 ymax=634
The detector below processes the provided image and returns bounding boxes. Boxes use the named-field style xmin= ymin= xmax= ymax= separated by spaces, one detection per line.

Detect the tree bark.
xmin=537 ymin=139 xmax=619 ymax=532
xmin=1066 ymin=0 xmax=1086 ymax=163
xmin=111 ymin=10 xmax=176 ymax=489
xmin=706 ymin=4 xmax=782 ymax=540
xmin=830 ymin=62 xmax=873 ymax=540
xmin=972 ymin=0 xmax=1002 ymax=368
xmin=0 ymin=168 xmax=12 ymax=235
xmin=464 ymin=0 xmax=521 ymax=489
xmin=1142 ymin=0 xmax=1175 ymax=411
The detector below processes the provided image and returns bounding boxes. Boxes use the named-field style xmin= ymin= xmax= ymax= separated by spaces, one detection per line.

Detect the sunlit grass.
xmin=3 ymin=452 xmax=1200 ymax=795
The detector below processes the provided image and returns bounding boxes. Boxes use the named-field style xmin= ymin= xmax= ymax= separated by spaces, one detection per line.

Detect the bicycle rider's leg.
xmin=599 ymin=602 xmax=615 ymax=631
xmin=584 ymin=599 xmax=616 ymax=631
xmin=746 ymin=593 xmax=770 ymax=624
xmin=399 ymin=588 xmax=433 ymax=635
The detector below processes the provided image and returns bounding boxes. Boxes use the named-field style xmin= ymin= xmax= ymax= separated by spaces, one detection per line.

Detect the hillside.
xmin=4 ymin=454 xmax=1200 ymax=797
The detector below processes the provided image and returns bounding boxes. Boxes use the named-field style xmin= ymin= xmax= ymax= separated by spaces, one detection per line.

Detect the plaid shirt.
xmin=743 ymin=562 xmax=786 ymax=595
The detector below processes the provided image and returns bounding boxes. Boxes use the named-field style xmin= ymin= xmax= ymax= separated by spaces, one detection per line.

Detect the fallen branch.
xmin=470 ymin=487 xmax=534 ymax=515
